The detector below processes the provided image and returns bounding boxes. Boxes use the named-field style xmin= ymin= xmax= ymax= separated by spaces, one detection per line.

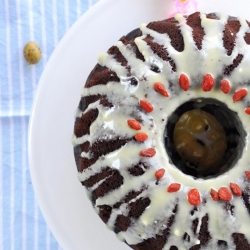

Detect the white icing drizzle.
xmin=72 ymin=13 xmax=250 ymax=249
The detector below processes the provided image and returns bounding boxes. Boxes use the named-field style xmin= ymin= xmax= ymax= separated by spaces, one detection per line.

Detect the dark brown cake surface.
xmin=73 ymin=12 xmax=250 ymax=250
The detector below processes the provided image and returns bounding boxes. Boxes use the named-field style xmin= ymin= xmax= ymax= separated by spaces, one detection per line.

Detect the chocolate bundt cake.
xmin=72 ymin=12 xmax=250 ymax=249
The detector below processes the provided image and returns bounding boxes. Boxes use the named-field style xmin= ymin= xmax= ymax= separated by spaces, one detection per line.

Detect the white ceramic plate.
xmin=28 ymin=0 xmax=250 ymax=249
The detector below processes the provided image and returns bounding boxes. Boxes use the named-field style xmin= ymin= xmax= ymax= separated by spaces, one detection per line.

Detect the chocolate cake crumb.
xmin=244 ymin=21 xmax=250 ymax=44
xmin=186 ymin=12 xmax=205 ymax=50
xmin=144 ymin=35 xmax=176 ymax=72
xmin=120 ymin=29 xmax=145 ymax=62
xmin=189 ymin=244 xmax=200 ymax=250
xmin=108 ymin=45 xmax=128 ymax=66
xmin=223 ymin=19 xmax=241 ymax=55
xmin=80 ymin=138 xmax=130 ymax=170
xmin=242 ymin=188 xmax=250 ymax=215
xmin=113 ymin=188 xmax=145 ymax=209
xmin=74 ymin=109 xmax=99 ymax=137
xmin=93 ymin=170 xmax=124 ymax=198
xmin=74 ymin=141 xmax=90 ymax=171
xmin=128 ymin=197 xmax=151 ymax=219
xmin=82 ymin=167 xmax=117 ymax=188
xmin=223 ymin=54 xmax=243 ymax=76
xmin=78 ymin=95 xmax=113 ymax=112
xmin=147 ymin=20 xmax=184 ymax=52
xmin=115 ymin=214 xmax=131 ymax=232
xmin=128 ymin=162 xmax=149 ymax=176
xmin=198 ymin=215 xmax=211 ymax=246
xmin=232 ymin=233 xmax=250 ymax=250
xmin=98 ymin=205 xmax=112 ymax=223
xmin=85 ymin=66 xmax=120 ymax=88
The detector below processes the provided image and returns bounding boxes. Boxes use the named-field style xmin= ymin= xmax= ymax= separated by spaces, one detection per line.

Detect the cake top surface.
xmin=73 ymin=12 xmax=250 ymax=249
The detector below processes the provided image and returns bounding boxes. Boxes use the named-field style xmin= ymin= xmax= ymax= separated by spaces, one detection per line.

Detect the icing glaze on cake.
xmin=73 ymin=12 xmax=250 ymax=249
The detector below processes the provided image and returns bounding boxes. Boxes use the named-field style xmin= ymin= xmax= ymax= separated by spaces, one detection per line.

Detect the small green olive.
xmin=23 ymin=41 xmax=41 ymax=64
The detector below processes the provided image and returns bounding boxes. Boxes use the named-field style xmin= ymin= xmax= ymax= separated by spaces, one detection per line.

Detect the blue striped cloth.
xmin=0 ymin=0 xmax=99 ymax=249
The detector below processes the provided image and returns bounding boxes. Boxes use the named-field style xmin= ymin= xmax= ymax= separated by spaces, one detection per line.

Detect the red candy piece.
xmin=135 ymin=133 xmax=148 ymax=142
xmin=188 ymin=188 xmax=201 ymax=206
xmin=139 ymin=148 xmax=156 ymax=157
xmin=245 ymin=171 xmax=250 ymax=181
xmin=154 ymin=82 xmax=169 ymax=97
xmin=127 ymin=119 xmax=141 ymax=130
xmin=210 ymin=188 xmax=219 ymax=201
xmin=167 ymin=183 xmax=181 ymax=193
xmin=230 ymin=183 xmax=242 ymax=197
xmin=218 ymin=187 xmax=232 ymax=202
xmin=245 ymin=107 xmax=250 ymax=115
xmin=220 ymin=79 xmax=231 ymax=94
xmin=179 ymin=73 xmax=190 ymax=91
xmin=201 ymin=74 xmax=214 ymax=92
xmin=140 ymin=100 xmax=154 ymax=113
xmin=155 ymin=168 xmax=165 ymax=179
xmin=233 ymin=88 xmax=248 ymax=102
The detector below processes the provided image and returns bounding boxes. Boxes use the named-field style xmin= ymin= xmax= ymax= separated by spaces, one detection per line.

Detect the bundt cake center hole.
xmin=164 ymin=98 xmax=246 ymax=179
